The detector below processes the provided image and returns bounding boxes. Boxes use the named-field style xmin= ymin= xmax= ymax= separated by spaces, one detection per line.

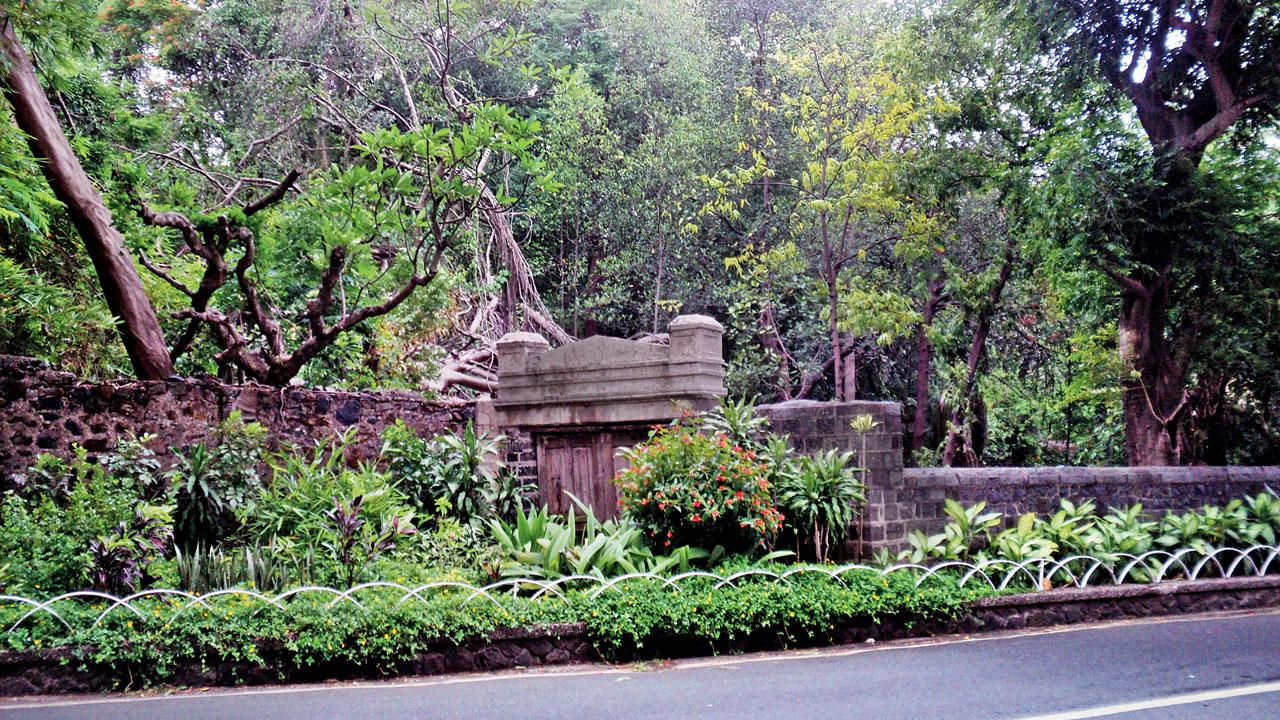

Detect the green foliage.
xmin=487 ymin=500 xmax=711 ymax=579
xmin=170 ymin=545 xmax=296 ymax=595
xmin=616 ymin=422 xmax=784 ymax=554
xmin=584 ymin=569 xmax=981 ymax=656
xmin=0 ymin=457 xmax=153 ymax=596
xmin=237 ymin=435 xmax=417 ymax=581
xmin=0 ymin=568 xmax=984 ymax=686
xmin=381 ymin=421 xmax=530 ymax=526
xmin=892 ymin=491 xmax=1280 ymax=581
xmin=86 ymin=503 xmax=173 ymax=594
xmin=777 ymin=450 xmax=866 ymax=562
xmin=168 ymin=412 xmax=267 ymax=549
xmin=321 ymin=495 xmax=417 ymax=588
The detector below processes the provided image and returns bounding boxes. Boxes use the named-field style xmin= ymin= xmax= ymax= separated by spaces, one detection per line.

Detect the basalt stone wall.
xmin=754 ymin=399 xmax=1280 ymax=554
xmin=757 ymin=399 xmax=904 ymax=556
xmin=0 ymin=355 xmax=471 ymax=483
xmin=890 ymin=465 xmax=1280 ymax=550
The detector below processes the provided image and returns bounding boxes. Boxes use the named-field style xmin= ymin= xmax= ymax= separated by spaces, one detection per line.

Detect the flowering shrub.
xmin=616 ymin=423 xmax=784 ymax=553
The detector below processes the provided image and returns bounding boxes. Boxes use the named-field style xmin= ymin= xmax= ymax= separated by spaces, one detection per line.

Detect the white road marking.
xmin=1006 ymin=680 xmax=1280 ymax=719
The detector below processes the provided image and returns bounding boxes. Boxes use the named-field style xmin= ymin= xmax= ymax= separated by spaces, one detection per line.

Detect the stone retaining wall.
xmin=757 ymin=399 xmax=904 ymax=556
xmin=755 ymin=400 xmax=1280 ymax=554
xmin=887 ymin=466 xmax=1280 ymax=549
xmin=0 ymin=356 xmax=471 ymax=484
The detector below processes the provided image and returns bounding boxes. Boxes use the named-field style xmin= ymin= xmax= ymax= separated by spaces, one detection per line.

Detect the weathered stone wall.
xmin=755 ymin=399 xmax=1280 ymax=554
xmin=889 ymin=465 xmax=1280 ymax=549
xmin=0 ymin=356 xmax=471 ymax=483
xmin=757 ymin=399 xmax=904 ymax=555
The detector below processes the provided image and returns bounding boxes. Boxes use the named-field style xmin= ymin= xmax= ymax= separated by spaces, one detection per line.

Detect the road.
xmin=2 ymin=611 xmax=1279 ymax=719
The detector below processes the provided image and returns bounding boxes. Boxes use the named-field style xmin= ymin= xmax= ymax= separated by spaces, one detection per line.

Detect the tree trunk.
xmin=827 ymin=274 xmax=843 ymax=401
xmin=653 ymin=200 xmax=665 ymax=335
xmin=911 ymin=277 xmax=945 ymax=454
xmin=840 ymin=336 xmax=857 ymax=401
xmin=0 ymin=17 xmax=172 ymax=379
xmin=943 ymin=238 xmax=1015 ymax=466
xmin=1118 ymin=273 xmax=1182 ymax=465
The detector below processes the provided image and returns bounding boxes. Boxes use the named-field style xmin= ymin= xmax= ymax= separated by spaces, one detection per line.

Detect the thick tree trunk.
xmin=0 ymin=17 xmax=172 ymax=379
xmin=1118 ymin=273 xmax=1182 ymax=465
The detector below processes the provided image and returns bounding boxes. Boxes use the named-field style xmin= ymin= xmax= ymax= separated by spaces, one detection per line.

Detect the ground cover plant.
xmin=0 ymin=568 xmax=983 ymax=687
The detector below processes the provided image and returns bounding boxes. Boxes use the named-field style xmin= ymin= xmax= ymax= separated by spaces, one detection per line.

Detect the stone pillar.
xmin=757 ymin=399 xmax=904 ymax=558
xmin=495 ymin=332 xmax=550 ymax=376
xmin=669 ymin=314 xmax=724 ymax=362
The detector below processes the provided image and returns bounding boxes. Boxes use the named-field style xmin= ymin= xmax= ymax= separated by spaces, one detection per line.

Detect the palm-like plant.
xmin=778 ymin=450 xmax=866 ymax=562
xmin=487 ymin=497 xmax=711 ymax=580
xmin=699 ymin=396 xmax=769 ymax=447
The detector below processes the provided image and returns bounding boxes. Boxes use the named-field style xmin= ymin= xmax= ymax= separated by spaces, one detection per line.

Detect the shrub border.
xmin=1 ymin=576 xmax=1277 ymax=696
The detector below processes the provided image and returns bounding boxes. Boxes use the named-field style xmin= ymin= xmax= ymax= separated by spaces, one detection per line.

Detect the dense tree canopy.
xmin=0 ymin=0 xmax=1276 ymax=465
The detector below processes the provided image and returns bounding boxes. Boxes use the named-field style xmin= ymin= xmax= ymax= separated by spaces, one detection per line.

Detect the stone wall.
xmin=757 ymin=399 xmax=904 ymax=556
xmin=0 ymin=356 xmax=471 ymax=483
xmin=888 ymin=465 xmax=1280 ymax=549
xmin=755 ymin=398 xmax=1280 ymax=555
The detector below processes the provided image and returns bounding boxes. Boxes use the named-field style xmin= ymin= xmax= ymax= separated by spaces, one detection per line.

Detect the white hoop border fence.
xmin=3 ymin=544 xmax=1278 ymax=634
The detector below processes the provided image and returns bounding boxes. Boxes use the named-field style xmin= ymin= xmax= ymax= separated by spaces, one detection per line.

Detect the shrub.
xmin=0 ymin=467 xmax=155 ymax=595
xmin=0 ymin=566 xmax=984 ymax=687
xmin=238 ymin=435 xmax=418 ymax=585
xmin=616 ymin=423 xmax=783 ymax=554
xmin=87 ymin=504 xmax=173 ymax=594
xmin=487 ymin=501 xmax=711 ymax=579
xmin=586 ymin=569 xmax=979 ymax=657
xmin=322 ymin=495 xmax=417 ymax=587
xmin=168 ymin=412 xmax=267 ymax=548
xmin=381 ymin=421 xmax=529 ymax=526
xmin=777 ymin=449 xmax=866 ymax=562
xmin=170 ymin=545 xmax=297 ymax=594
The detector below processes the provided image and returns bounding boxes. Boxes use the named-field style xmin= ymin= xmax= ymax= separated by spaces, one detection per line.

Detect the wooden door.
xmin=536 ymin=429 xmax=645 ymax=519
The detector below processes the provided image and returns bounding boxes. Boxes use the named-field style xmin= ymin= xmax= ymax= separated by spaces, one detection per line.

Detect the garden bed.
xmin=2 ymin=575 xmax=1277 ymax=696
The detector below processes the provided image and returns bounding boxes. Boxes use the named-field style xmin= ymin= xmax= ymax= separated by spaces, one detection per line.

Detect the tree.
xmin=0 ymin=4 xmax=172 ymax=379
xmin=1024 ymin=0 xmax=1280 ymax=464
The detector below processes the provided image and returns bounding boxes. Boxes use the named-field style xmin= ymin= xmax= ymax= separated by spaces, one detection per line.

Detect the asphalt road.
xmin=2 ymin=611 xmax=1279 ymax=720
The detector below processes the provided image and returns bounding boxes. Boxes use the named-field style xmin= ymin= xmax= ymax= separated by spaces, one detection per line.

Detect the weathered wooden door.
xmin=536 ymin=429 xmax=645 ymax=518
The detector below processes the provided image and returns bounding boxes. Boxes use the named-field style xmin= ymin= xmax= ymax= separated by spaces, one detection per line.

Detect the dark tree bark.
xmin=0 ymin=16 xmax=172 ymax=379
xmin=943 ymin=236 xmax=1015 ymax=466
xmin=911 ymin=275 xmax=946 ymax=454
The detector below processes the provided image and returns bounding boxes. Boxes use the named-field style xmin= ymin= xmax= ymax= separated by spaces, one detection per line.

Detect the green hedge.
xmin=0 ymin=569 xmax=984 ymax=685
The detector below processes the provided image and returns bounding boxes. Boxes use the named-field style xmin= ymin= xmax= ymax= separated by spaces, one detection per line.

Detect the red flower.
xmin=692 ymin=514 xmax=702 ymax=523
